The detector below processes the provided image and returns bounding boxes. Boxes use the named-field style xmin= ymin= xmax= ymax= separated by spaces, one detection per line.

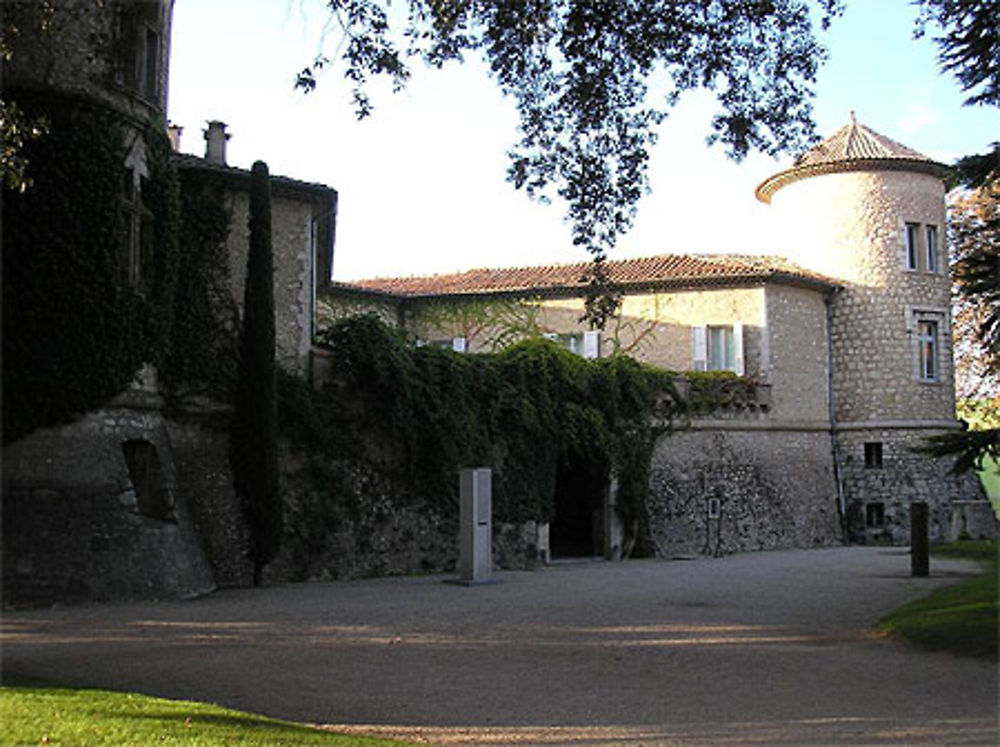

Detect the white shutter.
xmin=583 ymin=330 xmax=600 ymax=359
xmin=543 ymin=332 xmax=558 ymax=341
xmin=692 ymin=326 xmax=707 ymax=371
xmin=452 ymin=337 xmax=467 ymax=353
xmin=733 ymin=322 xmax=745 ymax=375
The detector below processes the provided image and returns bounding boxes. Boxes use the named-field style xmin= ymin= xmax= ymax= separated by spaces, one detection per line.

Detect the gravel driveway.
xmin=3 ymin=547 xmax=997 ymax=745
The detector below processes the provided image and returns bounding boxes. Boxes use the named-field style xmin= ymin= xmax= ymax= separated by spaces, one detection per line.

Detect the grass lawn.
xmin=878 ymin=541 xmax=998 ymax=659
xmin=0 ymin=675 xmax=406 ymax=746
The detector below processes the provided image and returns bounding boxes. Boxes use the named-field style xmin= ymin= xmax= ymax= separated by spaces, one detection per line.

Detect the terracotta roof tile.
xmin=334 ymin=253 xmax=838 ymax=298
xmin=756 ymin=115 xmax=949 ymax=202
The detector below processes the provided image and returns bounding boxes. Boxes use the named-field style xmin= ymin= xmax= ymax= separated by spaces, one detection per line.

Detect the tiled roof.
xmin=332 ymin=253 xmax=838 ymax=299
xmin=756 ymin=115 xmax=950 ymax=202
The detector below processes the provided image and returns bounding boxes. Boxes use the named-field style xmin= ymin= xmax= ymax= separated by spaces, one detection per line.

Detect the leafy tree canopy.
xmin=915 ymin=0 xmax=1000 ymax=108
xmin=298 ymin=0 xmax=843 ymax=261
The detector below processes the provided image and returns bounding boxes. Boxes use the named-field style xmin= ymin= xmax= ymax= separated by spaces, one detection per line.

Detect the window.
xmin=693 ymin=324 xmax=744 ymax=374
xmin=905 ymin=223 xmax=920 ymax=271
xmin=917 ymin=320 xmax=938 ymax=381
xmin=113 ymin=4 xmax=162 ymax=103
xmin=864 ymin=442 xmax=883 ymax=469
xmin=120 ymin=168 xmax=153 ymax=296
xmin=925 ymin=225 xmax=938 ymax=273
xmin=421 ymin=337 xmax=466 ymax=352
xmin=903 ymin=222 xmax=940 ymax=273
xmin=545 ymin=331 xmax=600 ymax=359
xmin=865 ymin=502 xmax=885 ymax=527
xmin=122 ymin=439 xmax=172 ymax=522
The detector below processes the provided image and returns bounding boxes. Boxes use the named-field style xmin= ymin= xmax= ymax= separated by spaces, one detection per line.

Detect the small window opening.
xmin=866 ymin=502 xmax=886 ymax=527
xmin=706 ymin=497 xmax=721 ymax=519
xmin=925 ymin=225 xmax=938 ymax=273
xmin=864 ymin=441 xmax=883 ymax=468
xmin=917 ymin=320 xmax=938 ymax=382
xmin=905 ymin=223 xmax=920 ymax=270
xmin=122 ymin=439 xmax=172 ymax=521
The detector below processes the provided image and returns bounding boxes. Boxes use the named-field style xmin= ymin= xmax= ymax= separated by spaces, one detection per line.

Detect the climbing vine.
xmin=2 ymin=89 xmax=179 ymax=442
xmin=160 ymin=168 xmax=239 ymax=399
xmin=279 ymin=314 xmax=685 ymax=552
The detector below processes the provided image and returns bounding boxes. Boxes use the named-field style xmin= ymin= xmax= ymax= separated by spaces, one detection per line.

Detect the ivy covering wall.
xmin=2 ymin=89 xmax=179 ymax=442
xmin=280 ymin=314 xmax=687 ymax=552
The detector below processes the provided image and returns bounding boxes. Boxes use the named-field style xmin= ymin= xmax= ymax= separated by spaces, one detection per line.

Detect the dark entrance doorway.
xmin=550 ymin=453 xmax=607 ymax=558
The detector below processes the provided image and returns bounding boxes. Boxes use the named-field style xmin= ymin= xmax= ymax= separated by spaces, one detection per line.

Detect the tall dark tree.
xmin=915 ymin=0 xmax=1000 ymax=107
xmin=231 ymin=161 xmax=281 ymax=585
xmin=912 ymin=1 xmax=1000 ymax=475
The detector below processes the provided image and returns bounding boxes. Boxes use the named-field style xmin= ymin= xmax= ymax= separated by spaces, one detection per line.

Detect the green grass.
xmin=878 ymin=541 xmax=998 ymax=659
xmin=0 ymin=675 xmax=405 ymax=746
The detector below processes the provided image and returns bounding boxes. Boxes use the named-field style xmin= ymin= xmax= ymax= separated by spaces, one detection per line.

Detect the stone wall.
xmin=2 ymin=391 xmax=216 ymax=607
xmin=647 ymin=424 xmax=842 ymax=556
xmin=763 ymin=284 xmax=831 ymax=423
xmin=770 ymin=169 xmax=956 ymax=424
xmin=948 ymin=502 xmax=999 ymax=541
xmin=166 ymin=412 xmax=253 ymax=588
xmin=837 ymin=426 xmax=986 ymax=544
xmin=225 ymin=192 xmax=314 ymax=374
xmin=5 ymin=2 xmax=173 ymax=122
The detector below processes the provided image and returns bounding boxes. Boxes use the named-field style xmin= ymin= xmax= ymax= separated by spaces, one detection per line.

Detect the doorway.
xmin=550 ymin=452 xmax=608 ymax=558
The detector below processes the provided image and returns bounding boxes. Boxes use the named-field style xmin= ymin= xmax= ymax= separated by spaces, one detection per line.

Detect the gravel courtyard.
xmin=2 ymin=547 xmax=997 ymax=745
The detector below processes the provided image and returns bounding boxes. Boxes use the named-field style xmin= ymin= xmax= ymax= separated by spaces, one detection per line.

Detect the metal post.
xmin=911 ymin=501 xmax=929 ymax=577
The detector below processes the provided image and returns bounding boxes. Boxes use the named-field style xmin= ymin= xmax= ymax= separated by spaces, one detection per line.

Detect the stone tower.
xmin=756 ymin=116 xmax=983 ymax=543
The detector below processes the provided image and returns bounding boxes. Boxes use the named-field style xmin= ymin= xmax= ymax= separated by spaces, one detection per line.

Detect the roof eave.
xmin=755 ymin=158 xmax=952 ymax=203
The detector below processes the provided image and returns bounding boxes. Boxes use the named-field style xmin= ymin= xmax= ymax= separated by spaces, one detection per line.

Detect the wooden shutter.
xmin=583 ymin=331 xmax=600 ymax=359
xmin=692 ymin=326 xmax=707 ymax=371
xmin=733 ymin=322 xmax=745 ymax=375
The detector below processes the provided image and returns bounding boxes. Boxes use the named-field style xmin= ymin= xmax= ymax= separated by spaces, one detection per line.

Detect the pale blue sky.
xmin=167 ymin=1 xmax=999 ymax=281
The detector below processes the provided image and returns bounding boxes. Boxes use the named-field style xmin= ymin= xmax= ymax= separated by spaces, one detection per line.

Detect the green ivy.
xmin=279 ymin=314 xmax=685 ymax=552
xmin=2 ymin=89 xmax=179 ymax=442
xmin=160 ymin=169 xmax=238 ymax=398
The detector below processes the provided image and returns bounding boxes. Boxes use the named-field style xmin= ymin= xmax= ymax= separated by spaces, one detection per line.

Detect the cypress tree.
xmin=231 ymin=160 xmax=281 ymax=586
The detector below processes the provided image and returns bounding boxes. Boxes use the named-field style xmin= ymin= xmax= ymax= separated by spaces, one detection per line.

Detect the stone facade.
xmin=223 ymin=190 xmax=320 ymax=374
xmin=648 ymin=426 xmax=841 ymax=556
xmin=1 ymin=384 xmax=216 ymax=606
xmin=764 ymin=157 xmax=981 ymax=545
xmin=837 ymin=426 xmax=983 ymax=544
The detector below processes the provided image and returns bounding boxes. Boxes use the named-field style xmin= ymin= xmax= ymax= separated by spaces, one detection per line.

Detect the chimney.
xmin=167 ymin=123 xmax=183 ymax=152
xmin=204 ymin=120 xmax=230 ymax=165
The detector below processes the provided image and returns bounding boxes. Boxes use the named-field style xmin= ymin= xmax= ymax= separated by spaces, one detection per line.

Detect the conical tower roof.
xmin=755 ymin=114 xmax=950 ymax=203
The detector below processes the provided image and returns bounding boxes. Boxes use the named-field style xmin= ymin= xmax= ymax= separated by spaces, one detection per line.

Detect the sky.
xmin=167 ymin=1 xmax=1000 ymax=281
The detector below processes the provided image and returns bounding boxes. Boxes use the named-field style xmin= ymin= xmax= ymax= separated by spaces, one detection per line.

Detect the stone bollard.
xmin=911 ymin=501 xmax=929 ymax=577
xmin=457 ymin=467 xmax=495 ymax=584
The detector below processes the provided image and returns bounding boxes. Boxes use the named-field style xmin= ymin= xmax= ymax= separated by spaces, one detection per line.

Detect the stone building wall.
xmin=2 ymin=389 xmax=216 ymax=607
xmin=837 ymin=426 xmax=986 ymax=544
xmin=762 ymin=284 xmax=831 ymax=423
xmin=351 ymin=285 xmax=779 ymax=377
xmin=770 ymin=170 xmax=956 ymax=424
xmin=224 ymin=192 xmax=314 ymax=374
xmin=647 ymin=424 xmax=842 ymax=557
xmin=5 ymin=2 xmax=173 ymax=121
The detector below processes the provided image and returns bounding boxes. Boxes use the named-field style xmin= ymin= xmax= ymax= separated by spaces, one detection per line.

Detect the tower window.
xmin=925 ymin=225 xmax=938 ymax=273
xmin=917 ymin=320 xmax=938 ymax=381
xmin=905 ymin=223 xmax=920 ymax=271
xmin=865 ymin=502 xmax=886 ymax=527
xmin=864 ymin=441 xmax=883 ymax=468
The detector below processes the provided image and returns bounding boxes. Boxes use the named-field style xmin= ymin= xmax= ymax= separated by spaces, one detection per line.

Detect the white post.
xmin=604 ymin=473 xmax=623 ymax=561
xmin=459 ymin=468 xmax=493 ymax=583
